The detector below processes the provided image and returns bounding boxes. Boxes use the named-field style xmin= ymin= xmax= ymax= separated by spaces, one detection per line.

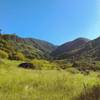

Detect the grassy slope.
xmin=0 ymin=60 xmax=100 ymax=100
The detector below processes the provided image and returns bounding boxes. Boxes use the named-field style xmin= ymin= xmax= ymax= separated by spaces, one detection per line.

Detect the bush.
xmin=9 ymin=52 xmax=26 ymax=61
xmin=72 ymin=61 xmax=96 ymax=71
xmin=30 ymin=59 xmax=58 ymax=70
xmin=53 ymin=60 xmax=72 ymax=69
xmin=0 ymin=50 xmax=8 ymax=59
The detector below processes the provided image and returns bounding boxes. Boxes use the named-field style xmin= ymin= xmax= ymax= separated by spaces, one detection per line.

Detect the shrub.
xmin=9 ymin=52 xmax=26 ymax=61
xmin=72 ymin=61 xmax=95 ymax=71
xmin=30 ymin=59 xmax=58 ymax=70
xmin=0 ymin=50 xmax=8 ymax=59
xmin=53 ymin=60 xmax=72 ymax=69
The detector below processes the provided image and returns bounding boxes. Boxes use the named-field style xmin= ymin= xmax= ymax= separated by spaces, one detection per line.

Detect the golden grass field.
xmin=0 ymin=60 xmax=100 ymax=100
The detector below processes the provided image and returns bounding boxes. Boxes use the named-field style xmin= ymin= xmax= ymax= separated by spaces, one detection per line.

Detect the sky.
xmin=0 ymin=0 xmax=100 ymax=45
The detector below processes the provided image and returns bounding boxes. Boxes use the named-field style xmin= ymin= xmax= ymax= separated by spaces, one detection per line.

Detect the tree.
xmin=0 ymin=29 xmax=2 ymax=34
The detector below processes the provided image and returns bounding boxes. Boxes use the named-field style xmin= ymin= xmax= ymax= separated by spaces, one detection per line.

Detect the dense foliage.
xmin=9 ymin=52 xmax=26 ymax=61
xmin=0 ymin=49 xmax=8 ymax=59
xmin=30 ymin=59 xmax=58 ymax=70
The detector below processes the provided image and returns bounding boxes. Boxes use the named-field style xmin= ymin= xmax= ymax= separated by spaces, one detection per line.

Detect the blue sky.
xmin=0 ymin=0 xmax=100 ymax=44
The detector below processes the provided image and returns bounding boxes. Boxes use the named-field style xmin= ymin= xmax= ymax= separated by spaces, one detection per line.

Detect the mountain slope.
xmin=51 ymin=36 xmax=100 ymax=61
xmin=0 ymin=34 xmax=56 ymax=59
xmin=1 ymin=34 xmax=100 ymax=61
xmin=51 ymin=38 xmax=90 ymax=59
xmin=76 ymin=36 xmax=100 ymax=60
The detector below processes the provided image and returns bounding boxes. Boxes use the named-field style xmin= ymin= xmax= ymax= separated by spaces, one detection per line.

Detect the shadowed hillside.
xmin=51 ymin=38 xmax=90 ymax=59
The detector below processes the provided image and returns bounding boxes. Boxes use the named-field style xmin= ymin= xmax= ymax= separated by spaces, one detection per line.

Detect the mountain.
xmin=51 ymin=38 xmax=90 ymax=59
xmin=76 ymin=36 xmax=100 ymax=60
xmin=51 ymin=36 xmax=100 ymax=61
xmin=0 ymin=34 xmax=57 ymax=59
xmin=1 ymin=33 xmax=100 ymax=61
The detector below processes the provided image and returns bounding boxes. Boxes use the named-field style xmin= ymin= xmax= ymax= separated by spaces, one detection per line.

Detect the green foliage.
xmin=72 ymin=60 xmax=100 ymax=71
xmin=0 ymin=34 xmax=56 ymax=59
xmin=53 ymin=60 xmax=72 ymax=69
xmin=93 ymin=61 xmax=100 ymax=70
xmin=0 ymin=50 xmax=8 ymax=59
xmin=72 ymin=61 xmax=93 ymax=70
xmin=9 ymin=52 xmax=26 ymax=61
xmin=30 ymin=59 xmax=58 ymax=70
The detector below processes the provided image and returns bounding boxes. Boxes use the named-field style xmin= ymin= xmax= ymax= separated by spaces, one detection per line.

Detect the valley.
xmin=0 ymin=34 xmax=100 ymax=100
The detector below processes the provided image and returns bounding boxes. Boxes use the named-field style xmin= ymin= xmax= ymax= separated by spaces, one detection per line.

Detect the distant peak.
xmin=74 ymin=37 xmax=90 ymax=42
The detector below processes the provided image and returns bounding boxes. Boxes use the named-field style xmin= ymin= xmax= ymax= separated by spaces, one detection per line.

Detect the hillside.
xmin=1 ymin=34 xmax=100 ymax=100
xmin=51 ymin=38 xmax=90 ymax=59
xmin=51 ymin=36 xmax=100 ymax=61
xmin=1 ymin=34 xmax=100 ymax=61
xmin=0 ymin=34 xmax=56 ymax=59
xmin=76 ymin=36 xmax=100 ymax=60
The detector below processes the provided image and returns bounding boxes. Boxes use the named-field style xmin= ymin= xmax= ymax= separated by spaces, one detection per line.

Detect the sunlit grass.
xmin=0 ymin=60 xmax=100 ymax=100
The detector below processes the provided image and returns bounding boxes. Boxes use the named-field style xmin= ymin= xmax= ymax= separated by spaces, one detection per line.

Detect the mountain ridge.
xmin=0 ymin=34 xmax=57 ymax=59
xmin=51 ymin=37 xmax=90 ymax=59
xmin=0 ymin=33 xmax=100 ymax=61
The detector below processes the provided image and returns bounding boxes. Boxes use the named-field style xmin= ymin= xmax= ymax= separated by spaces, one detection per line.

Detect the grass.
xmin=0 ymin=60 xmax=100 ymax=100
xmin=76 ymin=84 xmax=100 ymax=100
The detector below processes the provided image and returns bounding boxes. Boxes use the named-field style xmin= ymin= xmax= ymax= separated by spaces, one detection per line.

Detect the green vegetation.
xmin=30 ymin=59 xmax=58 ymax=70
xmin=0 ymin=49 xmax=8 ymax=59
xmin=53 ymin=59 xmax=72 ymax=69
xmin=0 ymin=59 xmax=100 ymax=100
xmin=0 ymin=34 xmax=56 ymax=60
xmin=72 ymin=60 xmax=100 ymax=72
xmin=9 ymin=52 xmax=26 ymax=61
xmin=1 ymin=34 xmax=100 ymax=100
xmin=51 ymin=38 xmax=90 ymax=60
